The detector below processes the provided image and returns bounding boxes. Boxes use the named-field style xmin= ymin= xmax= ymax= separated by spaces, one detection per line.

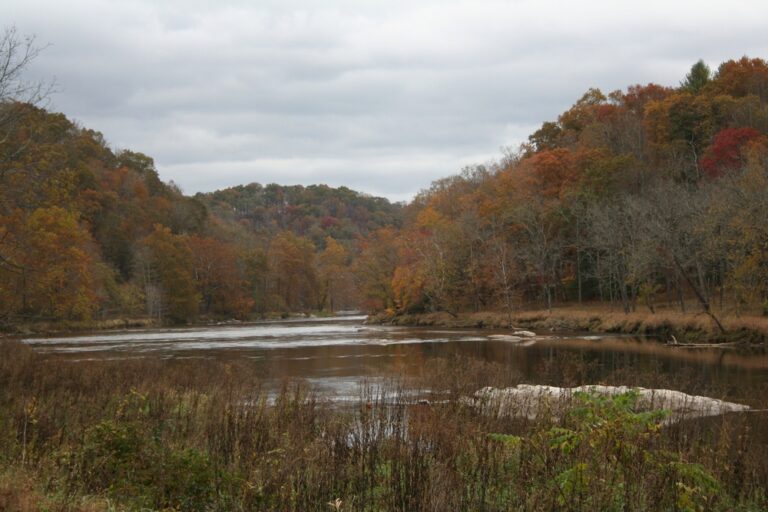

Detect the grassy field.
xmin=1 ymin=339 xmax=767 ymax=511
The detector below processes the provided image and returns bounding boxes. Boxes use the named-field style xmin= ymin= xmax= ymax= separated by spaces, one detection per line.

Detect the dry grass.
xmin=512 ymin=306 xmax=768 ymax=342
xmin=1 ymin=339 xmax=767 ymax=510
xmin=0 ymin=471 xmax=41 ymax=512
xmin=0 ymin=469 xmax=110 ymax=512
xmin=374 ymin=303 xmax=768 ymax=343
xmin=1 ymin=317 xmax=159 ymax=336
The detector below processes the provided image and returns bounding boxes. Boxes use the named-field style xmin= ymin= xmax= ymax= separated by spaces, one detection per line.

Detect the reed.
xmin=1 ymin=340 xmax=766 ymax=511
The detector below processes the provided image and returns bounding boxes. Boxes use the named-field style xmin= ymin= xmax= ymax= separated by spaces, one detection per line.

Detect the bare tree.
xmin=0 ymin=25 xmax=54 ymax=151
xmin=0 ymin=26 xmax=53 ymax=285
xmin=632 ymin=183 xmax=726 ymax=332
xmin=487 ymin=225 xmax=518 ymax=323
xmin=587 ymin=199 xmax=647 ymax=313
xmin=0 ymin=26 xmax=51 ymax=103
xmin=512 ymin=199 xmax=565 ymax=312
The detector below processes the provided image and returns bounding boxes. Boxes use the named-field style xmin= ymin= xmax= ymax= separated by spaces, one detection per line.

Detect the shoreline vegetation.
xmin=3 ymin=57 xmax=768 ymax=340
xmin=5 ymin=305 xmax=768 ymax=346
xmin=368 ymin=307 xmax=768 ymax=345
xmin=0 ymin=311 xmax=351 ymax=337
xmin=1 ymin=339 xmax=767 ymax=511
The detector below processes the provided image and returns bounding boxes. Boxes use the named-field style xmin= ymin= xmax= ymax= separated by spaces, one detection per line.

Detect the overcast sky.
xmin=5 ymin=1 xmax=768 ymax=201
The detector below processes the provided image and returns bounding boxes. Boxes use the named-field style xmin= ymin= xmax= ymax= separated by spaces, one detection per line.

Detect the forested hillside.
xmin=198 ymin=183 xmax=401 ymax=248
xmin=0 ymin=104 xmax=402 ymax=326
xmin=362 ymin=57 xmax=768 ymax=325
xmin=2 ymin=56 xmax=768 ymax=329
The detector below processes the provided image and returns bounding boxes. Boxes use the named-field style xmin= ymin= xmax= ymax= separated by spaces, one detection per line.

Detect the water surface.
xmin=22 ymin=316 xmax=768 ymax=406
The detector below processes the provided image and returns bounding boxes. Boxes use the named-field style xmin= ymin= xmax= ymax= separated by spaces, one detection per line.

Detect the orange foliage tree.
xmin=137 ymin=225 xmax=200 ymax=323
xmin=0 ymin=207 xmax=99 ymax=320
xmin=189 ymin=235 xmax=253 ymax=319
xmin=267 ymin=231 xmax=318 ymax=311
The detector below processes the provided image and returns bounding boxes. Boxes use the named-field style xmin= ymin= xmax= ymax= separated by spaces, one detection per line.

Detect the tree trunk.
xmin=674 ymin=256 xmax=725 ymax=334
xmin=676 ymin=270 xmax=686 ymax=313
xmin=576 ymin=217 xmax=582 ymax=304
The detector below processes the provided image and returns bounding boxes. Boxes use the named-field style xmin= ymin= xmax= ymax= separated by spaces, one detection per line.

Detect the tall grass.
xmin=1 ymin=340 xmax=766 ymax=511
xmin=374 ymin=306 xmax=768 ymax=343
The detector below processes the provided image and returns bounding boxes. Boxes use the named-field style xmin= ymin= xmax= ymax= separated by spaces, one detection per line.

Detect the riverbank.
xmin=368 ymin=308 xmax=768 ymax=344
xmin=0 ymin=311 xmax=354 ymax=337
xmin=0 ymin=317 xmax=161 ymax=337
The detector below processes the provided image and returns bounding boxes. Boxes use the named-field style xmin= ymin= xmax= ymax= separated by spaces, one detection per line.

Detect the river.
xmin=21 ymin=315 xmax=768 ymax=407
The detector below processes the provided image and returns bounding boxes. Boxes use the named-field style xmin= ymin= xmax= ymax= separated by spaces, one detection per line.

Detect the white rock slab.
xmin=488 ymin=334 xmax=523 ymax=342
xmin=468 ymin=384 xmax=750 ymax=422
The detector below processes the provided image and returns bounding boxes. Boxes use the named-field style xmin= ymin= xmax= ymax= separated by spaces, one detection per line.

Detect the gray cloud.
xmin=4 ymin=0 xmax=768 ymax=201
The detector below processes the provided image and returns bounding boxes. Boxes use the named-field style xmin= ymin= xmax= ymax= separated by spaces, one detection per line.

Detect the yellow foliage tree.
xmin=317 ymin=236 xmax=351 ymax=312
xmin=0 ymin=206 xmax=98 ymax=320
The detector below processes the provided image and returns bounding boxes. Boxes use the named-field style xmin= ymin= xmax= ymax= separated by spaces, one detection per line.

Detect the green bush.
xmin=489 ymin=391 xmax=724 ymax=511
xmin=73 ymin=394 xmax=219 ymax=511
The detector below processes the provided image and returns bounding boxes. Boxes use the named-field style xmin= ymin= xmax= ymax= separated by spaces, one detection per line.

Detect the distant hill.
xmin=197 ymin=183 xmax=402 ymax=249
xmin=0 ymin=104 xmax=400 ymax=324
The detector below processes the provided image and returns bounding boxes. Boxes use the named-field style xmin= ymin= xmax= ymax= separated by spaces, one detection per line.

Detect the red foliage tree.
xmin=701 ymin=127 xmax=762 ymax=178
xmin=622 ymin=83 xmax=671 ymax=115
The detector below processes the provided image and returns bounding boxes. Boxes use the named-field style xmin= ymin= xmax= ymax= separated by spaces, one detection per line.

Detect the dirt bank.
xmin=0 ymin=317 xmax=161 ymax=337
xmin=367 ymin=309 xmax=768 ymax=344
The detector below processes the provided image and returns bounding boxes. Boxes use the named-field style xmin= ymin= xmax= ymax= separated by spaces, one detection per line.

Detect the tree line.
xmin=2 ymin=27 xmax=767 ymax=326
xmin=0 ymin=107 xmax=402 ymax=325
xmin=356 ymin=58 xmax=768 ymax=323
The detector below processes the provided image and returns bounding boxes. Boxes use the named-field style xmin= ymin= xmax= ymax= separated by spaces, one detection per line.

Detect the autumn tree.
xmin=354 ymin=228 xmax=399 ymax=312
xmin=189 ymin=235 xmax=253 ymax=319
xmin=391 ymin=256 xmax=426 ymax=313
xmin=700 ymin=127 xmax=762 ymax=178
xmin=317 ymin=236 xmax=353 ymax=312
xmin=711 ymin=57 xmax=768 ymax=101
xmin=0 ymin=207 xmax=98 ymax=320
xmin=137 ymin=225 xmax=200 ymax=323
xmin=645 ymin=92 xmax=719 ymax=181
xmin=587 ymin=197 xmax=661 ymax=313
xmin=714 ymin=141 xmax=768 ymax=313
xmin=528 ymin=121 xmax=562 ymax=152
xmin=245 ymin=249 xmax=270 ymax=316
xmin=267 ymin=231 xmax=318 ymax=312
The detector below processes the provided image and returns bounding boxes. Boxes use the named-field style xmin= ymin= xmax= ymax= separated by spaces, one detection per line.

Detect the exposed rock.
xmin=467 ymin=384 xmax=750 ymax=422
xmin=488 ymin=334 xmax=523 ymax=342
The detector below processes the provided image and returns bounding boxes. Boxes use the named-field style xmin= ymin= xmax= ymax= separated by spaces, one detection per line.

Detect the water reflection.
xmin=21 ymin=317 xmax=768 ymax=405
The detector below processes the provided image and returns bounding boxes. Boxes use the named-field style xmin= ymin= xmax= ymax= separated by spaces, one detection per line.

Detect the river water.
xmin=21 ymin=315 xmax=768 ymax=406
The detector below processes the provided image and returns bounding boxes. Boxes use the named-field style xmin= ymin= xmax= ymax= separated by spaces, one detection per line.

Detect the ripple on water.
xmin=17 ymin=317 xmax=768 ymax=406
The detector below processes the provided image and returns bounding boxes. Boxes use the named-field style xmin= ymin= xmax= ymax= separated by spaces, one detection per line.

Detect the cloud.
xmin=4 ymin=0 xmax=768 ymax=201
